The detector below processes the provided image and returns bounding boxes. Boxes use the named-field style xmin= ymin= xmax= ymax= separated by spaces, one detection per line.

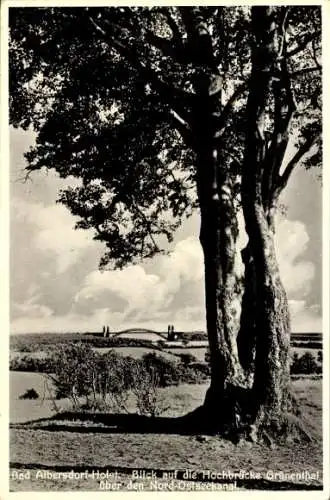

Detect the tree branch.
xmin=15 ymin=169 xmax=34 ymax=183
xmin=290 ymin=66 xmax=321 ymax=78
xmin=214 ymin=81 xmax=248 ymax=138
xmin=179 ymin=7 xmax=198 ymax=38
xmin=277 ymin=135 xmax=318 ymax=192
xmin=88 ymin=15 xmax=193 ymax=127
xmin=263 ymin=73 xmax=295 ymax=191
xmin=221 ymin=148 xmax=242 ymax=169
xmin=311 ymin=37 xmax=321 ymax=69
xmin=261 ymin=20 xmax=297 ymax=205
xmin=168 ymin=108 xmax=193 ymax=146
xmin=89 ymin=16 xmax=107 ymax=37
xmin=286 ymin=30 xmax=321 ymax=58
xmin=278 ymin=6 xmax=290 ymax=58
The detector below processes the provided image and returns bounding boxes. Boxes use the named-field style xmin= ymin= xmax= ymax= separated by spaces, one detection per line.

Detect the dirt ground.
xmin=9 ymin=378 xmax=323 ymax=491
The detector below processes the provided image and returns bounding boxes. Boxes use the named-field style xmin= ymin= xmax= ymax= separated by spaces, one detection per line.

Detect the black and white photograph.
xmin=2 ymin=1 xmax=328 ymax=494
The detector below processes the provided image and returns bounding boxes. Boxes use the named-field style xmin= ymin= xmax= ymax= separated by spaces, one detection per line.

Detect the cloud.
xmin=10 ymin=174 xmax=320 ymax=334
xmin=276 ymin=219 xmax=315 ymax=297
xmin=289 ymin=300 xmax=322 ymax=332
xmin=12 ymin=302 xmax=53 ymax=320
xmin=73 ymin=237 xmax=205 ymax=326
xmin=159 ymin=237 xmax=204 ymax=284
xmin=74 ymin=266 xmax=162 ymax=315
xmin=71 ymin=218 xmax=319 ymax=332
xmin=12 ymin=197 xmax=98 ymax=273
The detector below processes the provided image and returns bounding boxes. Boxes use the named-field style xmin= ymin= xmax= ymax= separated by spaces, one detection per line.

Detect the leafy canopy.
xmin=9 ymin=7 xmax=321 ymax=268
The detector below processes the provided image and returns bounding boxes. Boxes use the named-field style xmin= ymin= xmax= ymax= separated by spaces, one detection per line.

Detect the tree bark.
xmin=197 ymin=160 xmax=248 ymax=429
xmin=199 ymin=175 xmax=244 ymax=386
xmin=194 ymin=124 xmax=247 ymax=427
xmin=243 ymin=203 xmax=291 ymax=424
xmin=240 ymin=6 xmax=292 ymax=428
xmin=186 ymin=7 xmax=247 ymax=430
xmin=237 ymin=243 xmax=257 ymax=381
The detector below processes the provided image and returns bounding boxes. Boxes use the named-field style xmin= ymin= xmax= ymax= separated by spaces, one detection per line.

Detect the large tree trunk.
xmin=240 ymin=6 xmax=292 ymax=430
xmin=243 ymin=204 xmax=291 ymax=425
xmin=199 ymin=173 xmax=244 ymax=389
xmin=192 ymin=82 xmax=247 ymax=428
xmin=185 ymin=6 xmax=247 ymax=432
xmin=196 ymin=163 xmax=248 ymax=432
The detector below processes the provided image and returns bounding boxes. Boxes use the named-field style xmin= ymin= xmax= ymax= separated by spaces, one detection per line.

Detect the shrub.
xmin=19 ymin=388 xmax=39 ymax=399
xmin=189 ymin=362 xmax=211 ymax=378
xmin=290 ymin=351 xmax=322 ymax=374
xmin=130 ymin=362 xmax=169 ymax=417
xmin=180 ymin=332 xmax=207 ymax=342
xmin=10 ymin=354 xmax=54 ymax=373
xmin=94 ymin=351 xmax=136 ymax=412
xmin=141 ymin=352 xmax=183 ymax=387
xmin=179 ymin=353 xmax=198 ymax=365
xmin=46 ymin=344 xmax=210 ymax=416
xmin=47 ymin=343 xmax=99 ymax=405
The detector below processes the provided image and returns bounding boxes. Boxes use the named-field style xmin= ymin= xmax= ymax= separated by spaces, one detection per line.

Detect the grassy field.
xmin=10 ymin=372 xmax=204 ymax=423
xmin=166 ymin=347 xmax=207 ymax=361
xmin=11 ymin=344 xmax=322 ymax=369
xmin=93 ymin=346 xmax=179 ymax=362
xmin=9 ymin=375 xmax=322 ymax=491
xmin=10 ymin=371 xmax=60 ymax=423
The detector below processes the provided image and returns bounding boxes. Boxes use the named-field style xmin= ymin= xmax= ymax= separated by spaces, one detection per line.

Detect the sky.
xmin=10 ymin=126 xmax=322 ymax=334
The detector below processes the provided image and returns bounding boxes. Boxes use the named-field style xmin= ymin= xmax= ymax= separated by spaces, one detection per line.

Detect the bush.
xmin=179 ymin=353 xmax=198 ymax=365
xmin=141 ymin=352 xmax=184 ymax=387
xmin=47 ymin=343 xmax=100 ymax=405
xmin=140 ymin=352 xmax=209 ymax=385
xmin=130 ymin=362 xmax=170 ymax=417
xmin=189 ymin=362 xmax=211 ymax=378
xmin=46 ymin=345 xmax=210 ymax=416
xmin=19 ymin=388 xmax=39 ymax=399
xmin=290 ymin=351 xmax=322 ymax=374
xmin=94 ymin=351 xmax=137 ymax=412
xmin=10 ymin=354 xmax=54 ymax=373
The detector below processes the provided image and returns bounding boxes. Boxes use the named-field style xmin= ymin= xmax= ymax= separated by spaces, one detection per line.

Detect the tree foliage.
xmin=9 ymin=6 xmax=321 ymax=269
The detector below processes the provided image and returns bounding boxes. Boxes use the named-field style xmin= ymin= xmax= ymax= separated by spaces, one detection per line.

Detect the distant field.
xmin=291 ymin=333 xmax=322 ymax=342
xmin=93 ymin=347 xmax=179 ymax=362
xmin=10 ymin=343 xmax=322 ymax=371
xmin=166 ymin=347 xmax=207 ymax=362
xmin=10 ymin=331 xmax=322 ymax=350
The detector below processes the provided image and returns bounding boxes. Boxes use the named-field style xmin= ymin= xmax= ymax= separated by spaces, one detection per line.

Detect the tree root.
xmin=179 ymin=386 xmax=318 ymax=446
xmin=262 ymin=412 xmax=317 ymax=444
